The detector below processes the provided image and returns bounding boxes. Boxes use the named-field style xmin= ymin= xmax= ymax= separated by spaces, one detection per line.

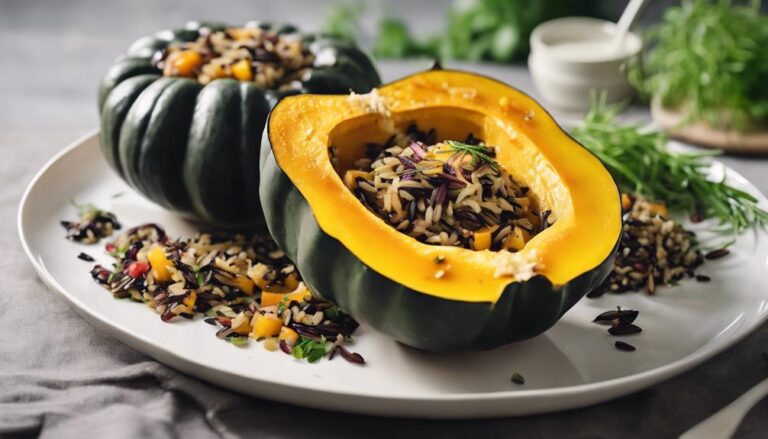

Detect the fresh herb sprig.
xmin=446 ymin=140 xmax=500 ymax=172
xmin=572 ymin=97 xmax=768 ymax=236
xmin=628 ymin=0 xmax=768 ymax=130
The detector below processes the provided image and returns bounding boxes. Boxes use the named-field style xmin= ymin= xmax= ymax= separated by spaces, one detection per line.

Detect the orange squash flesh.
xmin=267 ymin=70 xmax=621 ymax=303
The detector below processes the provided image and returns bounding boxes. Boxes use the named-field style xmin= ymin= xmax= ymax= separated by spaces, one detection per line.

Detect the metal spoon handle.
xmin=680 ymin=377 xmax=768 ymax=439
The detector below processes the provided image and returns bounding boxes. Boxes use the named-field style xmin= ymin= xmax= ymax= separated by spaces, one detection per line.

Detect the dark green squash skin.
xmin=98 ymin=21 xmax=381 ymax=227
xmin=258 ymin=75 xmax=621 ymax=351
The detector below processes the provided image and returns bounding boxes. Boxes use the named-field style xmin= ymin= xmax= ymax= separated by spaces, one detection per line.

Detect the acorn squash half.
xmin=260 ymin=70 xmax=622 ymax=351
xmin=98 ymin=21 xmax=380 ymax=227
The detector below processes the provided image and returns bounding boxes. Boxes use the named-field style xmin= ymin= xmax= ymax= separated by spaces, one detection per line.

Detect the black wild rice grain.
xmin=337 ymin=345 xmax=365 ymax=364
xmin=695 ymin=274 xmax=711 ymax=282
xmin=608 ymin=324 xmax=643 ymax=336
xmin=510 ymin=373 xmax=525 ymax=385
xmin=593 ymin=308 xmax=639 ymax=326
xmin=592 ymin=196 xmax=704 ymax=297
xmin=704 ymin=248 xmax=730 ymax=260
xmin=587 ymin=289 xmax=605 ymax=298
xmin=77 ymin=252 xmax=95 ymax=262
xmin=615 ymin=341 xmax=636 ymax=352
xmin=87 ymin=223 xmax=362 ymax=364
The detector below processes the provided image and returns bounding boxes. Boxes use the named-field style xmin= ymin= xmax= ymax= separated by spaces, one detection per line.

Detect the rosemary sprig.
xmin=571 ymin=96 xmax=768 ymax=236
xmin=446 ymin=140 xmax=500 ymax=172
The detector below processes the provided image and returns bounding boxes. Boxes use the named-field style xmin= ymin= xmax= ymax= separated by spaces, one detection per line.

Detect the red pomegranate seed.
xmin=126 ymin=261 xmax=150 ymax=278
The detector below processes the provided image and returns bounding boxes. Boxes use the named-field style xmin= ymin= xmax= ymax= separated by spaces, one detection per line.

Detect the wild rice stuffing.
xmin=338 ymin=124 xmax=552 ymax=251
xmin=89 ymin=223 xmax=363 ymax=364
xmin=61 ymin=202 xmax=121 ymax=244
xmin=589 ymin=195 xmax=712 ymax=297
xmin=154 ymin=27 xmax=314 ymax=88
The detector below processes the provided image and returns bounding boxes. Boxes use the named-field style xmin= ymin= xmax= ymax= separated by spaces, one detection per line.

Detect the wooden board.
xmin=651 ymin=100 xmax=768 ymax=154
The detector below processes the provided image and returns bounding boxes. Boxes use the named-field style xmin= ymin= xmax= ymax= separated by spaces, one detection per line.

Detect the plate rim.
xmin=17 ymin=131 xmax=768 ymax=417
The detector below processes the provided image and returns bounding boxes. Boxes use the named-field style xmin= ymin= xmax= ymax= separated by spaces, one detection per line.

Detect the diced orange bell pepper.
xmin=648 ymin=202 xmax=669 ymax=218
xmin=231 ymin=312 xmax=251 ymax=335
xmin=170 ymin=50 xmax=202 ymax=77
xmin=279 ymin=327 xmax=299 ymax=346
xmin=231 ymin=59 xmax=253 ymax=81
xmin=504 ymin=226 xmax=530 ymax=251
xmin=231 ymin=276 xmax=255 ymax=295
xmin=472 ymin=229 xmax=492 ymax=251
xmin=251 ymin=314 xmax=283 ymax=339
xmin=621 ymin=193 xmax=633 ymax=211
xmin=261 ymin=284 xmax=310 ymax=307
xmin=147 ymin=245 xmax=173 ymax=282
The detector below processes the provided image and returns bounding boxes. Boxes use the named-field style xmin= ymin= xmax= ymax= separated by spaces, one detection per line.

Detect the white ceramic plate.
xmin=18 ymin=132 xmax=768 ymax=418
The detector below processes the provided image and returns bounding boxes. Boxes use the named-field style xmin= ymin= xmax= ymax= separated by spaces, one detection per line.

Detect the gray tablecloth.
xmin=2 ymin=1 xmax=767 ymax=437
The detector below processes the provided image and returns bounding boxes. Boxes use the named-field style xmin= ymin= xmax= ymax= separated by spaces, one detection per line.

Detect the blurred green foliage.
xmin=323 ymin=0 xmax=606 ymax=63
xmin=628 ymin=0 xmax=768 ymax=129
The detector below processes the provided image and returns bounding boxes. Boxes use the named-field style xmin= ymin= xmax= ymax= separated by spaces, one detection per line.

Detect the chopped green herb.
xmin=434 ymin=255 xmax=446 ymax=264
xmin=325 ymin=305 xmax=339 ymax=321
xmin=112 ymin=191 xmax=125 ymax=198
xmin=277 ymin=295 xmax=291 ymax=314
xmin=292 ymin=336 xmax=335 ymax=363
xmin=195 ymin=271 xmax=206 ymax=287
xmin=511 ymin=372 xmax=525 ymax=385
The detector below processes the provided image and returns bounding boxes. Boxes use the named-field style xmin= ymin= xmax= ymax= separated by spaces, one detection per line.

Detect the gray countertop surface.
xmin=1 ymin=1 xmax=767 ymax=437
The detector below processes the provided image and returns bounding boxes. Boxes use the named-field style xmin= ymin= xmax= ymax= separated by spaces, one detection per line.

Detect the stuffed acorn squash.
xmin=98 ymin=21 xmax=380 ymax=227
xmin=260 ymin=70 xmax=622 ymax=351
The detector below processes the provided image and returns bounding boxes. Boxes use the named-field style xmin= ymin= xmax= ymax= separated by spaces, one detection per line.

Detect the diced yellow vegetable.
xmin=621 ymin=193 xmax=632 ymax=211
xmin=283 ymin=273 xmax=300 ymax=290
xmin=147 ymin=245 xmax=173 ymax=282
xmin=343 ymin=170 xmax=371 ymax=190
xmin=169 ymin=50 xmax=202 ymax=77
xmin=233 ymin=276 xmax=255 ymax=295
xmin=254 ymin=272 xmax=300 ymax=293
xmin=183 ymin=291 xmax=197 ymax=309
xmin=472 ymin=230 xmax=492 ymax=251
xmin=231 ymin=59 xmax=253 ymax=81
xmin=251 ymin=314 xmax=283 ymax=339
xmin=648 ymin=202 xmax=669 ymax=218
xmin=261 ymin=284 xmax=310 ymax=307
xmin=279 ymin=327 xmax=299 ymax=346
xmin=504 ymin=226 xmax=531 ymax=251
xmin=219 ymin=274 xmax=255 ymax=295
xmin=231 ymin=312 xmax=251 ymax=335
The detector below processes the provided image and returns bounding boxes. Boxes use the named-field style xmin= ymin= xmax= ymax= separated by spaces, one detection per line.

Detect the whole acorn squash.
xmin=260 ymin=70 xmax=622 ymax=351
xmin=98 ymin=21 xmax=381 ymax=227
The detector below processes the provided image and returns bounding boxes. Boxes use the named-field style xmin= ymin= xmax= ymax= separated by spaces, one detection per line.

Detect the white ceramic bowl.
xmin=528 ymin=17 xmax=641 ymax=111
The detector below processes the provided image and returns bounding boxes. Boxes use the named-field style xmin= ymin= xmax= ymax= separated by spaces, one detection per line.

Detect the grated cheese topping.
xmin=493 ymin=249 xmax=540 ymax=281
